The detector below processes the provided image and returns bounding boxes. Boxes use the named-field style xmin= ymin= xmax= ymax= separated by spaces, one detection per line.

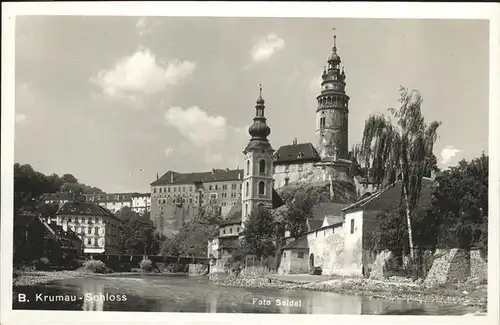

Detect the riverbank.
xmin=12 ymin=269 xmax=189 ymax=287
xmin=209 ymin=274 xmax=487 ymax=311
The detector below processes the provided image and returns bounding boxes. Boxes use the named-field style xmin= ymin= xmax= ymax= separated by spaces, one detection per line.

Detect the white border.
xmin=1 ymin=2 xmax=499 ymax=325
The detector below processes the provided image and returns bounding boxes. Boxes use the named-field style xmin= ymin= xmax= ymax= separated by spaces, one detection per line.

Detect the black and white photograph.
xmin=1 ymin=2 xmax=499 ymax=325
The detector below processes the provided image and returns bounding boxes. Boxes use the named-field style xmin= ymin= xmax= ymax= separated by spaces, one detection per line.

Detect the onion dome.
xmin=243 ymin=84 xmax=274 ymax=153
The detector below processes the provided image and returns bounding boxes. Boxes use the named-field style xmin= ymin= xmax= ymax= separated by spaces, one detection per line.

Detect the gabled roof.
xmin=282 ymin=235 xmax=308 ymax=250
xmin=273 ymin=142 xmax=321 ymax=165
xmin=56 ymin=201 xmax=121 ymax=221
xmin=151 ymin=169 xmax=244 ymax=186
xmin=307 ymin=219 xmax=324 ymax=232
xmin=312 ymin=202 xmax=346 ymax=219
xmin=220 ymin=203 xmax=242 ymax=226
xmin=342 ymin=178 xmax=435 ymax=213
xmin=322 ymin=215 xmax=343 ymax=227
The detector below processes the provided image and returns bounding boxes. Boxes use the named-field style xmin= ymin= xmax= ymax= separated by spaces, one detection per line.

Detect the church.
xmin=208 ymin=31 xmax=367 ymax=273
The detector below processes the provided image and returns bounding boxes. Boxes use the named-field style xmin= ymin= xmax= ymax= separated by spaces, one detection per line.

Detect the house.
xmin=14 ymin=213 xmax=84 ymax=264
xmin=13 ymin=213 xmax=46 ymax=262
xmin=278 ymin=178 xmax=435 ymax=276
xmin=55 ymin=197 xmax=123 ymax=254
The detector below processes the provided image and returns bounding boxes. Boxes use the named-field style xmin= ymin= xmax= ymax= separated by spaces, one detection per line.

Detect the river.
xmin=12 ymin=274 xmax=475 ymax=314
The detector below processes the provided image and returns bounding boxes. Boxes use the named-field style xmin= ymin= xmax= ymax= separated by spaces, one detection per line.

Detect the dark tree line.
xmin=372 ymin=154 xmax=489 ymax=255
xmin=14 ymin=163 xmax=104 ymax=214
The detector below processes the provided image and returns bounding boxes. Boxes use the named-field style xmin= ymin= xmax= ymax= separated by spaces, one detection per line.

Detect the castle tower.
xmin=316 ymin=28 xmax=349 ymax=160
xmin=314 ymin=29 xmax=352 ymax=181
xmin=241 ymin=85 xmax=274 ymax=227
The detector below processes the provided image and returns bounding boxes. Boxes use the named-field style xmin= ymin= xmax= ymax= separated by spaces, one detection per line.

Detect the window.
xmin=245 ymin=204 xmax=248 ymax=217
xmin=222 ymin=185 xmax=227 ymax=190
xmin=223 ymin=229 xmax=226 ymax=235
xmin=189 ymin=198 xmax=193 ymax=203
xmin=95 ymin=227 xmax=99 ymax=235
xmin=246 ymin=160 xmax=250 ymax=175
xmin=160 ymin=188 xmax=163 ymax=193
xmin=259 ymin=160 xmax=266 ymax=174
xmin=209 ymin=185 xmax=212 ymax=191
xmin=298 ymin=252 xmax=304 ymax=259
xmin=168 ymin=187 xmax=171 ymax=193
xmin=258 ymin=182 xmax=265 ymax=195
xmin=284 ymin=252 xmax=287 ymax=258
xmin=230 ymin=227 xmax=233 ymax=234
xmin=68 ymin=218 xmax=72 ymax=223
xmin=285 ymin=178 xmax=289 ymax=186
xmin=320 ymin=117 xmax=326 ymax=128
xmin=246 ymin=182 xmax=249 ymax=197
xmin=88 ymin=227 xmax=92 ymax=234
xmin=215 ymin=184 xmax=219 ymax=190
xmin=240 ymin=184 xmax=242 ymax=190
xmin=237 ymin=227 xmax=240 ymax=232
xmin=350 ymin=219 xmax=355 ymax=234
xmin=232 ymin=184 xmax=237 ymax=190
xmin=87 ymin=238 xmax=92 ymax=245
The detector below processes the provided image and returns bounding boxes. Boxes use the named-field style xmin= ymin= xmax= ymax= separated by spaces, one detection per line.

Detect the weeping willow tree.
xmin=359 ymin=86 xmax=441 ymax=262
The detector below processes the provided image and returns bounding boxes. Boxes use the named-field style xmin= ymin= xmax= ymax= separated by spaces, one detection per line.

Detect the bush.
xmin=82 ymin=259 xmax=108 ymax=273
xmin=34 ymin=257 xmax=51 ymax=271
xmin=140 ymin=259 xmax=153 ymax=272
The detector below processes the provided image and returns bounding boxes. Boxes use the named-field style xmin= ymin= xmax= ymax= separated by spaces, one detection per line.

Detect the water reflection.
xmin=12 ymin=275 xmax=475 ymax=315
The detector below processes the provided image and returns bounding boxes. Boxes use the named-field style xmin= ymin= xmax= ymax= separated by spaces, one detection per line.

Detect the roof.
xmin=220 ymin=203 xmax=242 ymax=226
xmin=322 ymin=215 xmax=343 ymax=227
xmin=282 ymin=236 xmax=308 ymax=250
xmin=56 ymin=201 xmax=121 ymax=221
xmin=312 ymin=202 xmax=346 ymax=219
xmin=343 ymin=178 xmax=435 ymax=213
xmin=151 ymin=169 xmax=243 ymax=186
xmin=43 ymin=221 xmax=81 ymax=241
xmin=14 ymin=214 xmax=38 ymax=227
xmin=307 ymin=219 xmax=324 ymax=232
xmin=273 ymin=142 xmax=321 ymax=165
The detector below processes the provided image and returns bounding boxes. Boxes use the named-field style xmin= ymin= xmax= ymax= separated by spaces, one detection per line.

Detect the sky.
xmin=14 ymin=17 xmax=489 ymax=193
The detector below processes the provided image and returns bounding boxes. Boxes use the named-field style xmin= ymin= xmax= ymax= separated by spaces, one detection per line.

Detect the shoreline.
xmin=209 ymin=274 xmax=488 ymax=310
xmin=12 ymin=269 xmax=190 ymax=287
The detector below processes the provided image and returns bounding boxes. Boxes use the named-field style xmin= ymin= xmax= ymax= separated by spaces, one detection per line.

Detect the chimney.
xmin=156 ymin=172 xmax=159 ymax=180
xmin=212 ymin=168 xmax=216 ymax=174
xmin=293 ymin=138 xmax=297 ymax=145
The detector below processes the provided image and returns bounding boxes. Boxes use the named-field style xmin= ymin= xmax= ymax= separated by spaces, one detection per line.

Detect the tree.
xmin=118 ymin=207 xmax=161 ymax=255
xmin=61 ymin=174 xmax=78 ymax=184
xmin=359 ymin=86 xmax=441 ymax=263
xmin=283 ymin=190 xmax=314 ymax=239
xmin=242 ymin=206 xmax=276 ymax=259
xmin=431 ymin=154 xmax=488 ymax=251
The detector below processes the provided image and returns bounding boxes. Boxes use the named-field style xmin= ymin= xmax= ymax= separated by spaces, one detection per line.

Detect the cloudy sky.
xmin=14 ymin=17 xmax=489 ymax=193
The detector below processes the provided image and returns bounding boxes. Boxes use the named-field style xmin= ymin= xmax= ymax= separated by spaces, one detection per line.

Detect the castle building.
xmin=150 ymin=168 xmax=243 ymax=236
xmin=272 ymin=30 xmax=353 ymax=188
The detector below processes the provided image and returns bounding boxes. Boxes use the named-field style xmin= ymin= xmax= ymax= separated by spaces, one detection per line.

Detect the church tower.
xmin=316 ymin=29 xmax=349 ymax=161
xmin=241 ymin=85 xmax=274 ymax=227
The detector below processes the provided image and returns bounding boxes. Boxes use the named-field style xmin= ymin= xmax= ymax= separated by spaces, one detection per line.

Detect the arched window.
xmin=320 ymin=117 xmax=326 ymax=128
xmin=259 ymin=159 xmax=266 ymax=174
xmin=246 ymin=160 xmax=250 ymax=175
xmin=246 ymin=182 xmax=249 ymax=197
xmin=258 ymin=181 xmax=265 ymax=195
xmin=245 ymin=204 xmax=248 ymax=217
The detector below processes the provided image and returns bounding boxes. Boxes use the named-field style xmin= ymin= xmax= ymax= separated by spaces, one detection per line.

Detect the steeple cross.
xmin=332 ymin=28 xmax=337 ymax=48
xmin=259 ymin=84 xmax=262 ymax=97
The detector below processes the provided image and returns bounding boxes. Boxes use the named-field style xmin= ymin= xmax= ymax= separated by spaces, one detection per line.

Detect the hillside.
xmin=275 ymin=180 xmax=357 ymax=205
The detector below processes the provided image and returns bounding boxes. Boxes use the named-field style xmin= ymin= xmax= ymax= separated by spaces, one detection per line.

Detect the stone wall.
xmin=424 ymin=249 xmax=471 ymax=286
xmin=469 ymin=249 xmax=487 ymax=284
xmin=273 ymin=162 xmax=317 ymax=189
xmin=369 ymin=250 xmax=393 ymax=280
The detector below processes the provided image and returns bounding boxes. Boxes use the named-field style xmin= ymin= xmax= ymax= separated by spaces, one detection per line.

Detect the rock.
xmin=424 ymin=249 xmax=471 ymax=286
